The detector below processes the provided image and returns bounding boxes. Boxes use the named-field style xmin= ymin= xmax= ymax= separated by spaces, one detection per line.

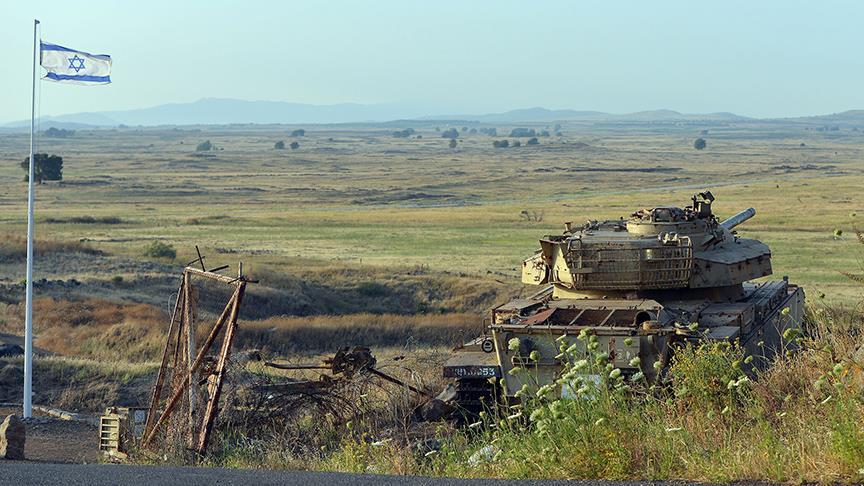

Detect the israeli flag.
xmin=40 ymin=42 xmax=111 ymax=85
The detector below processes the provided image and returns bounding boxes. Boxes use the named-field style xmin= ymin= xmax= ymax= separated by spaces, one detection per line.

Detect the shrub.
xmin=448 ymin=139 xmax=457 ymax=148
xmin=526 ymin=137 xmax=539 ymax=145
xmin=668 ymin=341 xmax=748 ymax=413
xmin=441 ymin=128 xmax=459 ymax=139
xmin=694 ymin=138 xmax=707 ymax=150
xmin=291 ymin=129 xmax=305 ymax=137
xmin=492 ymin=140 xmax=509 ymax=148
xmin=356 ymin=282 xmax=388 ymax=297
xmin=196 ymin=140 xmax=213 ymax=151
xmin=509 ymin=127 xmax=536 ymax=137
xmin=392 ymin=128 xmax=415 ymax=138
xmin=142 ymin=241 xmax=176 ymax=260
xmin=44 ymin=127 xmax=75 ymax=138
xmin=274 ymin=140 xmax=285 ymax=149
xmin=290 ymin=141 xmax=300 ymax=150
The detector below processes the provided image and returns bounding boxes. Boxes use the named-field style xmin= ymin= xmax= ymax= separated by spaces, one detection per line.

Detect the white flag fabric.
xmin=40 ymin=42 xmax=111 ymax=85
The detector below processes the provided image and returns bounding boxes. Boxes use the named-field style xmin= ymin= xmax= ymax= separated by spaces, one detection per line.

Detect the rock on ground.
xmin=0 ymin=414 xmax=26 ymax=460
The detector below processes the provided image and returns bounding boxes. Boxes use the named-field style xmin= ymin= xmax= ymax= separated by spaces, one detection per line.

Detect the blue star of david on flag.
xmin=67 ymin=55 xmax=85 ymax=73
xmin=40 ymin=41 xmax=112 ymax=85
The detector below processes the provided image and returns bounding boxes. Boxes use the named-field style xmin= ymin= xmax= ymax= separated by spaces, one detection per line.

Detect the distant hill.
xmin=420 ymin=107 xmax=751 ymax=123
xmin=782 ymin=110 xmax=864 ymax=126
xmin=419 ymin=107 xmax=610 ymax=122
xmin=3 ymin=98 xmax=861 ymax=128
xmin=4 ymin=98 xmax=437 ymax=128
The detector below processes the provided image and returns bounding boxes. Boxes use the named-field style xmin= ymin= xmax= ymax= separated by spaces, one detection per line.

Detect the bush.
xmin=509 ymin=127 xmax=536 ymax=137
xmin=441 ymin=128 xmax=459 ymax=139
xmin=448 ymin=139 xmax=457 ymax=148
xmin=694 ymin=138 xmax=707 ymax=150
xmin=44 ymin=127 xmax=75 ymax=138
xmin=291 ymin=129 xmax=305 ymax=137
xmin=392 ymin=128 xmax=415 ymax=138
xmin=142 ymin=241 xmax=176 ymax=260
xmin=274 ymin=140 xmax=285 ymax=149
xmin=356 ymin=282 xmax=388 ymax=297
xmin=492 ymin=140 xmax=509 ymax=148
xmin=668 ymin=341 xmax=748 ymax=413
xmin=290 ymin=141 xmax=300 ymax=150
xmin=512 ymin=140 xmax=522 ymax=147
xmin=526 ymin=137 xmax=539 ymax=145
xmin=196 ymin=140 xmax=213 ymax=151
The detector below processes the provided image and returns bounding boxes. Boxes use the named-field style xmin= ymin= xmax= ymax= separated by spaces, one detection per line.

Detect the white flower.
xmin=507 ymin=337 xmax=521 ymax=351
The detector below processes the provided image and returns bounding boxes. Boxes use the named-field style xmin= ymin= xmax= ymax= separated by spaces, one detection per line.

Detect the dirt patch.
xmin=0 ymin=406 xmax=99 ymax=464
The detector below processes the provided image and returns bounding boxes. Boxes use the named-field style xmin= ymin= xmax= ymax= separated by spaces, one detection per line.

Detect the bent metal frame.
xmin=141 ymin=257 xmax=252 ymax=457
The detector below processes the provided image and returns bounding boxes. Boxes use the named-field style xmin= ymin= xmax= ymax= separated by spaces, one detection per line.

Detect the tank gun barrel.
xmin=720 ymin=207 xmax=756 ymax=230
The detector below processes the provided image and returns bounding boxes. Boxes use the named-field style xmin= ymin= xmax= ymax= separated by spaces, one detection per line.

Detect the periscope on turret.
xmin=442 ymin=192 xmax=804 ymax=414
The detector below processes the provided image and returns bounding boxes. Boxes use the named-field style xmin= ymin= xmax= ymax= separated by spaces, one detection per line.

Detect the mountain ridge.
xmin=4 ymin=98 xmax=864 ymax=128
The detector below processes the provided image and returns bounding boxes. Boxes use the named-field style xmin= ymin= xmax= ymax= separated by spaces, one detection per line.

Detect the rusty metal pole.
xmin=195 ymin=281 xmax=245 ymax=456
xmin=183 ymin=271 xmax=196 ymax=446
xmin=143 ymin=281 xmax=185 ymax=438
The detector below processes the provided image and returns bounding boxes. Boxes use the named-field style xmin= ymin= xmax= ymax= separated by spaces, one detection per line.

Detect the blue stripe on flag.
xmin=44 ymin=72 xmax=111 ymax=83
xmin=40 ymin=42 xmax=111 ymax=60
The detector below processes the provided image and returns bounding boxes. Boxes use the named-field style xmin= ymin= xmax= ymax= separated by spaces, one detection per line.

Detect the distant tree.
xmin=509 ymin=127 xmax=536 ymax=137
xmin=44 ymin=127 xmax=75 ymax=138
xmin=441 ymin=128 xmax=459 ymax=139
xmin=694 ymin=138 xmax=707 ymax=150
xmin=449 ymin=139 xmax=458 ymax=148
xmin=492 ymin=140 xmax=509 ymax=148
xmin=290 ymin=141 xmax=300 ymax=149
xmin=700 ymin=129 xmax=709 ymax=135
xmin=416 ymin=135 xmax=423 ymax=139
xmin=434 ymin=126 xmax=440 ymax=131
xmin=485 ymin=127 xmax=498 ymax=136
xmin=526 ymin=137 xmax=539 ymax=145
xmin=392 ymin=128 xmax=415 ymax=138
xmin=291 ymin=129 xmax=306 ymax=137
xmin=274 ymin=140 xmax=286 ymax=149
xmin=196 ymin=140 xmax=213 ymax=151
xmin=469 ymin=128 xmax=478 ymax=134
xmin=539 ymin=130 xmax=550 ymax=137
xmin=553 ymin=123 xmax=562 ymax=131
xmin=512 ymin=140 xmax=522 ymax=147
xmin=461 ymin=126 xmax=468 ymax=132
xmin=21 ymin=153 xmax=63 ymax=183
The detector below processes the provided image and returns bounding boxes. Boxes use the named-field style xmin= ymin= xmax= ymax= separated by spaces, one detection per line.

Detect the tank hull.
xmin=444 ymin=280 xmax=804 ymax=403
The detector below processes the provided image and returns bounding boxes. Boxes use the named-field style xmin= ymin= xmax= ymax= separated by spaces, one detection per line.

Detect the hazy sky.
xmin=3 ymin=0 xmax=863 ymax=122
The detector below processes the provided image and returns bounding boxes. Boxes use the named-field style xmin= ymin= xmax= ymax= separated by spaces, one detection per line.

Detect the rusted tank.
xmin=442 ymin=192 xmax=804 ymax=414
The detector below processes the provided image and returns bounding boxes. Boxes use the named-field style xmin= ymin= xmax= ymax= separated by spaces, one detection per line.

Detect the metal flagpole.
xmin=24 ymin=18 xmax=40 ymax=419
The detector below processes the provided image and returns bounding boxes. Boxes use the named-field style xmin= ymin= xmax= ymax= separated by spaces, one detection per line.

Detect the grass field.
xmin=0 ymin=122 xmax=862 ymax=302
xmin=0 ymin=120 xmax=862 ymax=479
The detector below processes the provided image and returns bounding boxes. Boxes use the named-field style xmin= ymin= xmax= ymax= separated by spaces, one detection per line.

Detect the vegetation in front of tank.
xmin=291 ymin=304 xmax=864 ymax=482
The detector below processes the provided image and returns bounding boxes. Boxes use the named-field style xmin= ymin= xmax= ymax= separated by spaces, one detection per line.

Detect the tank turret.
xmin=521 ymin=191 xmax=770 ymax=297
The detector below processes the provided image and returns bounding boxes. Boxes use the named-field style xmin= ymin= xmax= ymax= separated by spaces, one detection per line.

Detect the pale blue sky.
xmin=2 ymin=0 xmax=863 ymax=122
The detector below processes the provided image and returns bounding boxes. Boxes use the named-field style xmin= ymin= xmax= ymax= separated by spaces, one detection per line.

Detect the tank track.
xmin=453 ymin=377 xmax=497 ymax=418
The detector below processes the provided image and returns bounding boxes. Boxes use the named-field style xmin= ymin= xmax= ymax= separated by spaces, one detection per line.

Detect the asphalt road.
xmin=0 ymin=463 xmax=687 ymax=486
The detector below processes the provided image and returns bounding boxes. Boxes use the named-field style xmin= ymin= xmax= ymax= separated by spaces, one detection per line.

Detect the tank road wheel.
xmin=453 ymin=377 xmax=498 ymax=419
